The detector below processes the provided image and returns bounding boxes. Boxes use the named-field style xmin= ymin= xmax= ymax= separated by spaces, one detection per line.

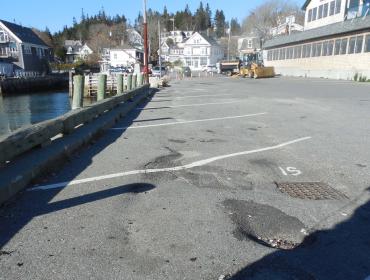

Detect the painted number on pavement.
xmin=279 ymin=166 xmax=302 ymax=176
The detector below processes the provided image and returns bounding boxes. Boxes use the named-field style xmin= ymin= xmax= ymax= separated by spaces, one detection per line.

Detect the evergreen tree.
xmin=230 ymin=18 xmax=242 ymax=35
xmin=194 ymin=2 xmax=207 ymax=31
xmin=215 ymin=10 xmax=226 ymax=38
xmin=205 ymin=3 xmax=212 ymax=28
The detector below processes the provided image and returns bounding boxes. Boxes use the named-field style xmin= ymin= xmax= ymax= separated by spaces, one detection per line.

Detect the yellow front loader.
xmin=240 ymin=52 xmax=275 ymax=79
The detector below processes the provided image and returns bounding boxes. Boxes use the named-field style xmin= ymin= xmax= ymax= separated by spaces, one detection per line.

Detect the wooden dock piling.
xmin=97 ymin=74 xmax=107 ymax=101
xmin=117 ymin=74 xmax=124 ymax=95
xmin=127 ymin=74 xmax=133 ymax=91
xmin=132 ymin=74 xmax=137 ymax=89
xmin=72 ymin=75 xmax=84 ymax=109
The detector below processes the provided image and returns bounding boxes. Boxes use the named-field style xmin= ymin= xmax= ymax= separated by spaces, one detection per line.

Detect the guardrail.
xmin=0 ymin=84 xmax=148 ymax=164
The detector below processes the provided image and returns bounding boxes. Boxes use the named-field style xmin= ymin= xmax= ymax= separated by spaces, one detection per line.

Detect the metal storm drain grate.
xmin=275 ymin=182 xmax=348 ymax=200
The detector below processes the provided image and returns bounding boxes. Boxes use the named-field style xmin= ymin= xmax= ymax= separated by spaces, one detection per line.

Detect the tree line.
xmin=35 ymin=3 xmax=243 ymax=63
xmin=34 ymin=0 xmax=302 ymax=63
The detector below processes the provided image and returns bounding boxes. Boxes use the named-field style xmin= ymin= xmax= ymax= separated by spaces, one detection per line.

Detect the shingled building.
xmin=263 ymin=0 xmax=370 ymax=79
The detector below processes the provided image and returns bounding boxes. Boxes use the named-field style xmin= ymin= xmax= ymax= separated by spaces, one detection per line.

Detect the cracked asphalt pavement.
xmin=1 ymin=76 xmax=370 ymax=280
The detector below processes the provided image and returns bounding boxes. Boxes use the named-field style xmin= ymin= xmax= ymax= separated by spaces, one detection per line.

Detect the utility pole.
xmin=227 ymin=28 xmax=231 ymax=61
xmin=158 ymin=20 xmax=162 ymax=79
xmin=143 ymin=0 xmax=149 ymax=83
xmin=170 ymin=18 xmax=175 ymax=32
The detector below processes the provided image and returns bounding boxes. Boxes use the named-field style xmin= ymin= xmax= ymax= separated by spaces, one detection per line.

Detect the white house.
xmin=109 ymin=48 xmax=143 ymax=67
xmin=182 ymin=32 xmax=223 ymax=70
xmin=126 ymin=29 xmax=144 ymax=50
xmin=160 ymin=30 xmax=194 ymax=44
xmin=270 ymin=16 xmax=304 ymax=36
xmin=238 ymin=35 xmax=260 ymax=57
xmin=64 ymin=40 xmax=93 ymax=63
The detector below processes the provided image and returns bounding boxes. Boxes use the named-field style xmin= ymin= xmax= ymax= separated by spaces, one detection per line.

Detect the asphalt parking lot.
xmin=1 ymin=76 xmax=370 ymax=279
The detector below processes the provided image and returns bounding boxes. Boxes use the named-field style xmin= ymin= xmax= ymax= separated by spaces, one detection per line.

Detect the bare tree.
xmin=242 ymin=0 xmax=304 ymax=41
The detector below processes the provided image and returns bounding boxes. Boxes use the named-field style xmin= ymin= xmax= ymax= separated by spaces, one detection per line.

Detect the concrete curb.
xmin=0 ymin=87 xmax=153 ymax=205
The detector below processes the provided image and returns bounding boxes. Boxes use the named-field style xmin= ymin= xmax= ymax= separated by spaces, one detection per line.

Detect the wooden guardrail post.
xmin=137 ymin=73 xmax=143 ymax=86
xmin=132 ymin=74 xmax=137 ymax=89
xmin=127 ymin=74 xmax=133 ymax=91
xmin=117 ymin=74 xmax=124 ymax=95
xmin=97 ymin=74 xmax=107 ymax=101
xmin=69 ymin=71 xmax=74 ymax=97
xmin=72 ymin=75 xmax=84 ymax=109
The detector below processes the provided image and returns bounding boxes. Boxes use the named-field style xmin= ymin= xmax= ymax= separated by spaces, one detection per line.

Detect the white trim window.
xmin=247 ymin=40 xmax=252 ymax=49
xmin=0 ymin=30 xmax=9 ymax=42
xmin=24 ymin=45 xmax=32 ymax=55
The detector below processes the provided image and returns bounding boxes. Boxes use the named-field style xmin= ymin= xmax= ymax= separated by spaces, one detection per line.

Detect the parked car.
xmin=152 ymin=66 xmax=166 ymax=77
xmin=201 ymin=65 xmax=208 ymax=72
xmin=206 ymin=65 xmax=217 ymax=73
xmin=182 ymin=66 xmax=191 ymax=77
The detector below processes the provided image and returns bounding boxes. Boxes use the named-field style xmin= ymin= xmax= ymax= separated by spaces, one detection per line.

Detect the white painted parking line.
xmin=136 ymin=100 xmax=244 ymax=110
xmin=29 ymin=136 xmax=311 ymax=191
xmin=153 ymin=93 xmax=233 ymax=99
xmin=110 ymin=112 xmax=267 ymax=130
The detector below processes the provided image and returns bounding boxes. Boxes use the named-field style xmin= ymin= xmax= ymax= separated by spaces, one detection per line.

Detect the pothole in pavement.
xmin=275 ymin=182 xmax=348 ymax=200
xmin=223 ymin=199 xmax=309 ymax=250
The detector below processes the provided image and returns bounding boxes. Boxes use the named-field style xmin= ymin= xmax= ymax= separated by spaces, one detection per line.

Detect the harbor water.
xmin=0 ymin=91 xmax=94 ymax=136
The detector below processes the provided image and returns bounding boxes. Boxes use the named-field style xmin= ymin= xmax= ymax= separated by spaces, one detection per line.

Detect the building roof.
xmin=64 ymin=40 xmax=83 ymax=47
xmin=302 ymin=0 xmax=311 ymax=10
xmin=264 ymin=16 xmax=370 ymax=49
xmin=200 ymin=33 xmax=220 ymax=46
xmin=0 ymin=19 xmax=49 ymax=47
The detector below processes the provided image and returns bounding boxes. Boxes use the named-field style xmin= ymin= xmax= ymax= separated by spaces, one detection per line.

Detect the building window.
xmin=308 ymin=9 xmax=313 ymax=22
xmin=328 ymin=40 xmax=334 ymax=55
xmin=113 ymin=54 xmax=117 ymax=59
xmin=340 ymin=38 xmax=348 ymax=55
xmin=304 ymin=44 xmax=312 ymax=58
xmin=24 ymin=45 xmax=32 ymax=55
xmin=312 ymin=7 xmax=318 ymax=20
xmin=317 ymin=42 xmax=322 ymax=56
xmin=323 ymin=3 xmax=329 ymax=17
xmin=329 ymin=1 xmax=335 ymax=15
xmin=185 ymin=57 xmax=191 ymax=66
xmin=318 ymin=5 xmax=323 ymax=19
xmin=278 ymin=48 xmax=283 ymax=60
xmin=355 ymin=36 xmax=364 ymax=53
xmin=0 ymin=30 xmax=9 ymax=42
xmin=334 ymin=39 xmax=341 ymax=55
xmin=247 ymin=40 xmax=252 ymax=48
xmin=322 ymin=41 xmax=328 ymax=56
xmin=365 ymin=35 xmax=370 ymax=52
xmin=200 ymin=57 xmax=207 ymax=65
xmin=312 ymin=43 xmax=317 ymax=57
xmin=295 ymin=46 xmax=302 ymax=59
xmin=273 ymin=49 xmax=278 ymax=60
xmin=335 ymin=0 xmax=341 ymax=14
xmin=348 ymin=37 xmax=356 ymax=54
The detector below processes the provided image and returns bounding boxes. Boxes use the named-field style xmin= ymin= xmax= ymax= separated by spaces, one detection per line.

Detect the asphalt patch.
xmin=178 ymin=166 xmax=253 ymax=190
xmin=144 ymin=147 xmax=182 ymax=169
xmin=199 ymin=138 xmax=226 ymax=143
xmin=168 ymin=139 xmax=187 ymax=144
xmin=223 ymin=199 xmax=307 ymax=249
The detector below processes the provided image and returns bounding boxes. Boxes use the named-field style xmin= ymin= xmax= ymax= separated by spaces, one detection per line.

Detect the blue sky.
xmin=0 ymin=0 xmax=293 ymax=33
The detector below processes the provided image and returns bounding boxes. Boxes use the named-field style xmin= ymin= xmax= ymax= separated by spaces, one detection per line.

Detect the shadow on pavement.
xmin=229 ymin=188 xmax=370 ymax=280
xmin=0 ymin=89 xmax=160 ymax=249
